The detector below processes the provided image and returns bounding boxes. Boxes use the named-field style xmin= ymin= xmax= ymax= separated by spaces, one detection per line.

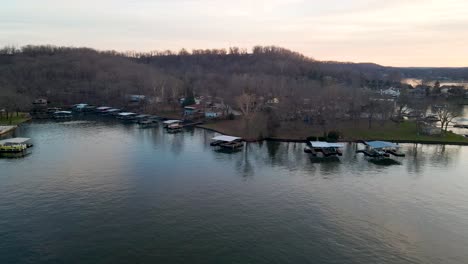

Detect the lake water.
xmin=2 ymin=119 xmax=468 ymax=264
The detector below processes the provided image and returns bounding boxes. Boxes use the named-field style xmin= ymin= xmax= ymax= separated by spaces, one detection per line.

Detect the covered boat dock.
xmin=357 ymin=141 xmax=405 ymax=157
xmin=211 ymin=135 xmax=243 ymax=150
xmin=304 ymin=141 xmax=344 ymax=157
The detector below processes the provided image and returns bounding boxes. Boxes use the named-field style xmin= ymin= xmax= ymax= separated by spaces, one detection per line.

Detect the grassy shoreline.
xmin=0 ymin=113 xmax=31 ymax=126
xmin=198 ymin=119 xmax=468 ymax=145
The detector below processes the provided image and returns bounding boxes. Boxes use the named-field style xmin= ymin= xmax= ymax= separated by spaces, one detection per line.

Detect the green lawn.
xmin=0 ymin=113 xmax=30 ymax=125
xmin=343 ymin=121 xmax=468 ymax=144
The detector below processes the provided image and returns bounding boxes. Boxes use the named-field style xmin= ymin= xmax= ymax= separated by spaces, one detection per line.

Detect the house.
xmin=184 ymin=104 xmax=205 ymax=118
xmin=33 ymin=98 xmax=48 ymax=106
xmin=73 ymin=103 xmax=88 ymax=111
xmin=408 ymin=87 xmax=426 ymax=99
xmin=128 ymin=95 xmax=146 ymax=103
xmin=205 ymin=110 xmax=224 ymax=119
xmin=380 ymin=87 xmax=400 ymax=97
xmin=267 ymin=97 xmax=280 ymax=104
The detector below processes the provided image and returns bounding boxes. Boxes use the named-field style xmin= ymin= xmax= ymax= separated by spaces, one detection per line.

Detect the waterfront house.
xmin=409 ymin=87 xmax=427 ymax=98
xmin=128 ymin=95 xmax=146 ymax=103
xmin=380 ymin=87 xmax=400 ymax=97
xmin=184 ymin=104 xmax=205 ymax=119
xmin=73 ymin=103 xmax=88 ymax=111
xmin=33 ymin=98 xmax=48 ymax=106
xmin=205 ymin=110 xmax=224 ymax=119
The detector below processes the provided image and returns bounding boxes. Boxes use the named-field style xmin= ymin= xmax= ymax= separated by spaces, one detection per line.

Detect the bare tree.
xmin=436 ymin=106 xmax=460 ymax=133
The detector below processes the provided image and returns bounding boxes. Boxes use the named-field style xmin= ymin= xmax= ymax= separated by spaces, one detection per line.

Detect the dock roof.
xmin=163 ymin=120 xmax=182 ymax=124
xmin=0 ymin=137 xmax=31 ymax=145
xmin=118 ymin=112 xmax=136 ymax=116
xmin=365 ymin=141 xmax=399 ymax=149
xmin=212 ymin=135 xmax=242 ymax=142
xmin=96 ymin=106 xmax=112 ymax=110
xmin=310 ymin=141 xmax=344 ymax=148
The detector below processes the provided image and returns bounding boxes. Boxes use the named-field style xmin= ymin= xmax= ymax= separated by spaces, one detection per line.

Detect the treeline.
xmin=0 ymin=45 xmax=467 ymax=113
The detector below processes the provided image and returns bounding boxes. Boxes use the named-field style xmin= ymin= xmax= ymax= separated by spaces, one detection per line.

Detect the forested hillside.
xmin=0 ymin=45 xmax=467 ymax=111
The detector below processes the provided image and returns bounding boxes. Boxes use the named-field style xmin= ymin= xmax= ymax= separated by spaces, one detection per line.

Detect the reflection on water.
xmin=2 ymin=118 xmax=468 ymax=264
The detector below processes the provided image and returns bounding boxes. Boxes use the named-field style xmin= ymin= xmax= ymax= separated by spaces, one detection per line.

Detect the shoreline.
xmin=0 ymin=115 xmax=32 ymax=136
xmin=0 ymin=125 xmax=18 ymax=136
xmin=196 ymin=124 xmax=468 ymax=146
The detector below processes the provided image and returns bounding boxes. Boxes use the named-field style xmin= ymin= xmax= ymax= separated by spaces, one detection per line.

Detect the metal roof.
xmin=96 ymin=106 xmax=112 ymax=110
xmin=212 ymin=135 xmax=242 ymax=142
xmin=310 ymin=141 xmax=344 ymax=148
xmin=163 ymin=120 xmax=182 ymax=124
xmin=0 ymin=137 xmax=31 ymax=145
xmin=54 ymin=111 xmax=72 ymax=114
xmin=118 ymin=112 xmax=136 ymax=116
xmin=365 ymin=141 xmax=399 ymax=149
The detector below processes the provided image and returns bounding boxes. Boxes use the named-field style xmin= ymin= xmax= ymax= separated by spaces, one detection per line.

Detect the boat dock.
xmin=0 ymin=137 xmax=33 ymax=154
xmin=304 ymin=141 xmax=344 ymax=158
xmin=210 ymin=135 xmax=243 ymax=151
xmin=356 ymin=141 xmax=406 ymax=158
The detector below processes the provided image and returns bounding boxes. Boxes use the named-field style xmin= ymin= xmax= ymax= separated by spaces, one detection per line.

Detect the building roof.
xmin=54 ymin=111 xmax=72 ymax=114
xmin=118 ymin=112 xmax=136 ymax=116
xmin=212 ymin=135 xmax=242 ymax=142
xmin=365 ymin=141 xmax=399 ymax=149
xmin=184 ymin=104 xmax=204 ymax=110
xmin=0 ymin=137 xmax=31 ymax=145
xmin=163 ymin=120 xmax=182 ymax=124
xmin=310 ymin=141 xmax=344 ymax=148
xmin=96 ymin=106 xmax=112 ymax=110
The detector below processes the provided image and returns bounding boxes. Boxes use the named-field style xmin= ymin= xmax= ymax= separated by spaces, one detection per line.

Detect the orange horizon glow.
xmin=1 ymin=0 xmax=467 ymax=67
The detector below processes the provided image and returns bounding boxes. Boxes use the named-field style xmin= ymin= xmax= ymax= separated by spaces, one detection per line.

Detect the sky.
xmin=1 ymin=0 xmax=467 ymax=67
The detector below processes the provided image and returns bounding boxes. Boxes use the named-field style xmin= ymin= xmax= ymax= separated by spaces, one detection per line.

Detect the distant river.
xmin=2 ymin=118 xmax=468 ymax=264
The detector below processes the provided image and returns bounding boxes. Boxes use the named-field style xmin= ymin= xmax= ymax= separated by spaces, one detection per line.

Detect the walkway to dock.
xmin=0 ymin=126 xmax=17 ymax=136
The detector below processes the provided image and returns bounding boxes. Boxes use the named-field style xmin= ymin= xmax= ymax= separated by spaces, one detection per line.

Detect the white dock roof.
xmin=96 ymin=106 xmax=112 ymax=110
xmin=365 ymin=141 xmax=399 ymax=149
xmin=118 ymin=112 xmax=136 ymax=116
xmin=212 ymin=135 xmax=242 ymax=142
xmin=163 ymin=120 xmax=182 ymax=124
xmin=0 ymin=137 xmax=31 ymax=145
xmin=310 ymin=141 xmax=344 ymax=148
